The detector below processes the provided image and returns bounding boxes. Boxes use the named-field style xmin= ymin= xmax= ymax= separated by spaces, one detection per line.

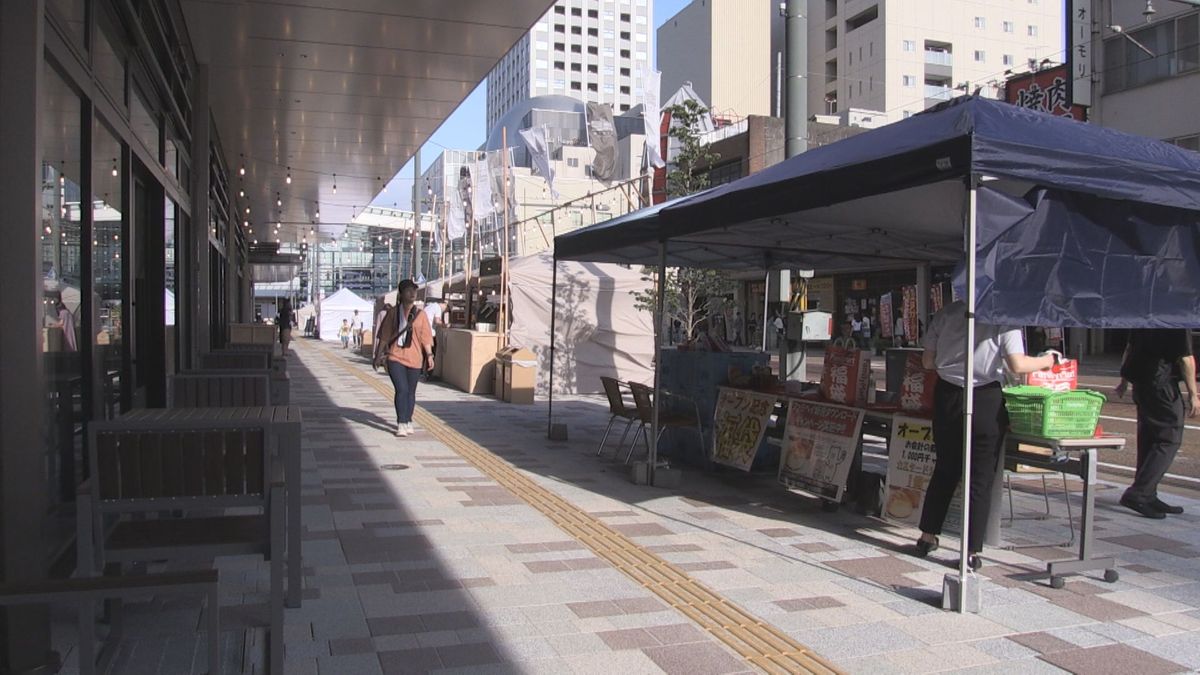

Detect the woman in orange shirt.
xmin=383 ymin=279 xmax=434 ymax=437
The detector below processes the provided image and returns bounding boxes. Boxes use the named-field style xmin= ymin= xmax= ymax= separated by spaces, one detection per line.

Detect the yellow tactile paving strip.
xmin=320 ymin=346 xmax=841 ymax=674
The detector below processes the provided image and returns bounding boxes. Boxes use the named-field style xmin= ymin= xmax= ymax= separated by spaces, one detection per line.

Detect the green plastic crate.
xmin=1003 ymin=385 xmax=1106 ymax=439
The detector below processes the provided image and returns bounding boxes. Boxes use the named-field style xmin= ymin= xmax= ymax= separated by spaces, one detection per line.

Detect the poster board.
xmin=711 ymin=387 xmax=776 ymax=471
xmin=778 ymin=401 xmax=864 ymax=501
xmin=883 ymin=415 xmax=962 ymax=531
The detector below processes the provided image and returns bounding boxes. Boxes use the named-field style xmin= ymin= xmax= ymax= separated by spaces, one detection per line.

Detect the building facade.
xmin=656 ymin=0 xmax=785 ymax=120
xmin=486 ymin=0 xmax=653 ymax=132
xmin=809 ymin=0 xmax=1064 ymax=120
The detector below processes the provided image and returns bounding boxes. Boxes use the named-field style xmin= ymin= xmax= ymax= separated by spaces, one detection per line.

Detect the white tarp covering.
xmin=507 ymin=253 xmax=654 ymax=395
xmin=318 ymin=288 xmax=373 ymax=342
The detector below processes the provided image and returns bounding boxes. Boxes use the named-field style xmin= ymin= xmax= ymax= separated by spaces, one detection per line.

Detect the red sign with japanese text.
xmin=819 ymin=346 xmax=870 ymax=407
xmin=1003 ymin=65 xmax=1088 ymax=121
xmin=902 ymin=286 xmax=919 ymax=346
xmin=899 ymin=352 xmax=938 ymax=414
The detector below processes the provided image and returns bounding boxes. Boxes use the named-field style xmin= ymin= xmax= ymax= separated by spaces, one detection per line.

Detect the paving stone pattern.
xmin=55 ymin=339 xmax=1200 ymax=674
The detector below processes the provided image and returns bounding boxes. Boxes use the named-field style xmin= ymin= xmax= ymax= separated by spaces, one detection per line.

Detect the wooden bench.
xmin=186 ymin=368 xmax=289 ymax=406
xmin=0 ymin=570 xmax=219 ymax=675
xmin=169 ymin=371 xmax=271 ymax=407
xmin=199 ymin=350 xmax=270 ymax=371
xmin=223 ymin=344 xmax=287 ymax=374
xmin=80 ymin=424 xmax=285 ymax=673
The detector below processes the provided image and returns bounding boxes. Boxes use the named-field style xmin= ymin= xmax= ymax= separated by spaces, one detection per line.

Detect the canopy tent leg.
xmin=548 ymin=256 xmax=558 ymax=438
xmin=957 ymin=177 xmax=980 ymax=614
xmin=651 ymin=242 xmax=666 ymax=485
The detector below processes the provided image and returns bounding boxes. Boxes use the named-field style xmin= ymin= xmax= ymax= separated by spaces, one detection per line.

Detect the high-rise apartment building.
xmin=810 ymin=1 xmax=1064 ymax=120
xmin=657 ymin=1 xmax=784 ymax=121
xmin=486 ymin=0 xmax=653 ymax=132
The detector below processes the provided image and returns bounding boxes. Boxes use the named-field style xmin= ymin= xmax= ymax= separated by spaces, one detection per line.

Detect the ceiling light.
xmin=286 ymin=167 xmax=292 ymax=184
xmin=239 ymin=189 xmax=245 ymax=198
xmin=110 ymin=158 xmax=118 ymax=177
xmin=276 ymin=193 xmax=282 ymax=207
xmin=1143 ymin=0 xmax=1157 ymax=22
xmin=239 ymin=154 xmax=246 ymax=176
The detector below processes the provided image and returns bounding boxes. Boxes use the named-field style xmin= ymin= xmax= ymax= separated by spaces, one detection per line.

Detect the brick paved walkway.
xmin=59 ymin=338 xmax=1200 ymax=674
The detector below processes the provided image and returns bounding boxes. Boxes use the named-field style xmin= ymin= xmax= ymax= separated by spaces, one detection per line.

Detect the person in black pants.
xmin=913 ymin=300 xmax=1056 ymax=569
xmin=1115 ymin=329 xmax=1197 ymax=518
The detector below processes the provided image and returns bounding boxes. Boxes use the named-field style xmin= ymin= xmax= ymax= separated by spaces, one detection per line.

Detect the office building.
xmin=810 ymin=0 xmax=1064 ymax=119
xmin=486 ymin=0 xmax=653 ymax=132
xmin=657 ymin=0 xmax=785 ymax=120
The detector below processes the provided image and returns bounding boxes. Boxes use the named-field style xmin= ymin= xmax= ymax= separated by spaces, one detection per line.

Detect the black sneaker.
xmin=1120 ymin=494 xmax=1166 ymax=519
xmin=1151 ymin=498 xmax=1184 ymax=515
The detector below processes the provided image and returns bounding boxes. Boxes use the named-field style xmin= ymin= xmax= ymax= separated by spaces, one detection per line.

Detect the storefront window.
xmin=94 ymin=16 xmax=126 ymax=108
xmin=93 ymin=119 xmax=125 ymax=418
xmin=165 ymin=198 xmax=178 ymax=372
xmin=41 ymin=66 xmax=85 ymax=507
xmin=47 ymin=0 xmax=87 ymax=52
xmin=130 ymin=85 xmax=161 ymax=162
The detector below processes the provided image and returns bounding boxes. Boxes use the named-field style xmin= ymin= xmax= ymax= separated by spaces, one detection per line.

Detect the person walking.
xmin=277 ymin=300 xmax=294 ymax=355
xmin=913 ymin=299 xmax=1056 ymax=569
xmin=373 ymin=279 xmax=434 ymax=437
xmin=339 ymin=319 xmax=351 ymax=349
xmin=351 ymin=309 xmax=363 ymax=349
xmin=1115 ymin=329 xmax=1197 ymax=518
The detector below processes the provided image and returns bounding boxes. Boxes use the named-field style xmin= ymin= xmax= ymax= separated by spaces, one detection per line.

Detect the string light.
xmin=238 ymin=188 xmax=245 ymax=198
xmin=276 ymin=193 xmax=282 ymax=207
xmin=332 ymin=173 xmax=337 ymax=194
xmin=286 ymin=167 xmax=292 ymax=185
xmin=111 ymin=158 xmax=118 ymax=177
xmin=239 ymin=154 xmax=246 ymax=176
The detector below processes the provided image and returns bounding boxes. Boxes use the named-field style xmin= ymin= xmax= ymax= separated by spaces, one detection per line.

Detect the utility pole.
xmin=412 ymin=148 xmax=422 ymax=282
xmin=776 ymin=0 xmax=808 ymax=379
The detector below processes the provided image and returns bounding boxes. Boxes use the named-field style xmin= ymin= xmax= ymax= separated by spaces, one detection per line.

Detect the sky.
xmin=373 ymin=0 xmax=692 ymax=210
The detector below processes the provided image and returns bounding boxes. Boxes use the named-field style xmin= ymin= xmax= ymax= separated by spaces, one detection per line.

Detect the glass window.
xmin=902 ymin=75 xmax=916 ymax=86
xmin=1003 ymin=54 xmax=1014 ymax=66
xmin=92 ymin=119 xmax=125 ymax=419
xmin=94 ymin=18 xmax=127 ymax=108
xmin=974 ymin=50 xmax=986 ymax=62
xmin=974 ymin=17 xmax=986 ymax=29
xmin=1027 ymin=25 xmax=1038 ymax=37
xmin=902 ymin=40 xmax=915 ymax=52
xmin=41 ymin=64 xmax=85 ymax=508
xmin=47 ymin=0 xmax=87 ymax=52
xmin=1003 ymin=21 xmax=1014 ymax=33
xmin=130 ymin=86 xmax=161 ymax=161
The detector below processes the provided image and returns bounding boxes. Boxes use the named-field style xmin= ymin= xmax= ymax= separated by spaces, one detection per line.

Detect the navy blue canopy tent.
xmin=555 ymin=96 xmax=1200 ymax=327
xmin=548 ymin=97 xmax=1200 ymax=607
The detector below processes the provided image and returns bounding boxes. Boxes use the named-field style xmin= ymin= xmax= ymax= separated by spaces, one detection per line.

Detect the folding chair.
xmin=624 ymin=382 xmax=704 ymax=464
xmin=598 ymin=376 xmax=639 ymax=457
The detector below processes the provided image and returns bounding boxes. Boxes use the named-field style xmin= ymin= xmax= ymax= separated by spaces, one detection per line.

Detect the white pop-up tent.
xmin=507 ymin=253 xmax=654 ymax=395
xmin=318 ymin=288 xmax=373 ymax=342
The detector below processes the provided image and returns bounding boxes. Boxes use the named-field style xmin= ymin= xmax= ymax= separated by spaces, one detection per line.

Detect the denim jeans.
xmin=387 ymin=360 xmax=422 ymax=424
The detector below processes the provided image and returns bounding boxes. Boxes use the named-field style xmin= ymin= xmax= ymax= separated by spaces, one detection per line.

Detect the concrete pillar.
xmin=0 ymin=0 xmax=53 ymax=668
xmin=189 ymin=64 xmax=212 ymax=366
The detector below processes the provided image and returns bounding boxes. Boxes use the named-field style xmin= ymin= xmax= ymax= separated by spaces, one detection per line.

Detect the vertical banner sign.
xmin=880 ymin=293 xmax=893 ymax=339
xmin=884 ymin=415 xmax=964 ymax=529
xmin=711 ymin=387 xmax=776 ymax=471
xmin=902 ymin=286 xmax=919 ymax=345
xmin=1070 ymin=0 xmax=1092 ymax=107
xmin=778 ymin=401 xmax=864 ymax=501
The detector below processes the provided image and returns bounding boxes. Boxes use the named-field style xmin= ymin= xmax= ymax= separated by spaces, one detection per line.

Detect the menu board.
xmin=778 ymin=401 xmax=864 ymax=501
xmin=883 ymin=415 xmax=962 ymax=531
xmin=711 ymin=387 xmax=776 ymax=471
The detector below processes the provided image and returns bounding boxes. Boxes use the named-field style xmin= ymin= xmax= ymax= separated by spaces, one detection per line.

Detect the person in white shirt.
xmin=894 ymin=316 xmax=906 ymax=347
xmin=422 ymin=298 xmax=445 ymax=380
xmin=913 ymin=299 xmax=1055 ymax=569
